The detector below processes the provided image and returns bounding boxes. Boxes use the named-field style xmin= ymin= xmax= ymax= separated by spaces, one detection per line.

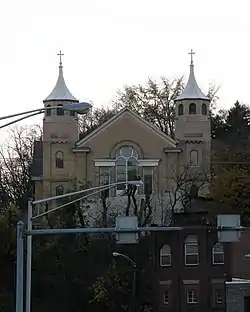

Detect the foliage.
xmin=211 ymin=167 xmax=250 ymax=217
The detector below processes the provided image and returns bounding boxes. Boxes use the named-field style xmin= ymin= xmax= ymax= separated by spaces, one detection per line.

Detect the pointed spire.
xmin=43 ymin=51 xmax=78 ymax=103
xmin=175 ymin=50 xmax=209 ymax=101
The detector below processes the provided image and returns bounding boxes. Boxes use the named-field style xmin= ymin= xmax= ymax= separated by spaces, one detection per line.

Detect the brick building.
xmin=152 ymin=208 xmax=231 ymax=312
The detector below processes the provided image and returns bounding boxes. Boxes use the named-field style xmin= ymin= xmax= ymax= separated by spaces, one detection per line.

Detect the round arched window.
xmin=116 ymin=146 xmax=139 ymax=192
xmin=178 ymin=104 xmax=184 ymax=116
xmin=189 ymin=103 xmax=196 ymax=115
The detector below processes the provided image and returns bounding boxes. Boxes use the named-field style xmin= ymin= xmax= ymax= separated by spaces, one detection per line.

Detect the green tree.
xmin=211 ymin=167 xmax=250 ymax=219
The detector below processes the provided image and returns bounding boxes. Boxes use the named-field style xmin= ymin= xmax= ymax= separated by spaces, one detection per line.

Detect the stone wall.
xmin=226 ymin=279 xmax=250 ymax=312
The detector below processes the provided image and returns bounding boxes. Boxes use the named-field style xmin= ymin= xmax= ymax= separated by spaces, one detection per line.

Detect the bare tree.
xmin=0 ymin=124 xmax=42 ymax=212
xmin=161 ymin=166 xmax=210 ymax=225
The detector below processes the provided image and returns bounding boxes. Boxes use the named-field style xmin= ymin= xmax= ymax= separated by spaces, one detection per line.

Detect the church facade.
xmin=32 ymin=52 xmax=211 ymax=225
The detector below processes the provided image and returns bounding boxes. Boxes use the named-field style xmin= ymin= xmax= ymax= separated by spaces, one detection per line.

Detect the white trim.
xmin=212 ymin=243 xmax=225 ymax=265
xmin=160 ymin=245 xmax=172 ymax=267
xmin=93 ymin=159 xmax=160 ymax=167
xmin=186 ymin=290 xmax=198 ymax=304
xmin=94 ymin=160 xmax=116 ymax=167
xmin=138 ymin=159 xmax=160 ymax=166
xmin=31 ymin=176 xmax=43 ymax=181
xmin=184 ymin=243 xmax=199 ymax=266
xmin=163 ymin=291 xmax=169 ymax=305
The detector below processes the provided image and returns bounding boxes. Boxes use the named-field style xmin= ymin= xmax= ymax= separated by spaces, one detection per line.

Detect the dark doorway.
xmin=244 ymin=296 xmax=250 ymax=312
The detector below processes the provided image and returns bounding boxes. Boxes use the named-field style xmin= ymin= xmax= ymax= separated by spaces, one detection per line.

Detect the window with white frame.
xmin=215 ymin=289 xmax=223 ymax=304
xmin=212 ymin=242 xmax=224 ymax=265
xmin=116 ymin=146 xmax=139 ymax=194
xmin=160 ymin=245 xmax=171 ymax=266
xmin=163 ymin=291 xmax=169 ymax=304
xmin=184 ymin=235 xmax=199 ymax=266
xmin=143 ymin=166 xmax=153 ymax=194
xmin=190 ymin=150 xmax=199 ymax=167
xmin=187 ymin=289 xmax=198 ymax=304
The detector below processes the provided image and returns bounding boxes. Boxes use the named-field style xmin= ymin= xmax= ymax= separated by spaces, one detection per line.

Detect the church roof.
xmin=175 ymin=51 xmax=209 ymax=101
xmin=43 ymin=52 xmax=78 ymax=103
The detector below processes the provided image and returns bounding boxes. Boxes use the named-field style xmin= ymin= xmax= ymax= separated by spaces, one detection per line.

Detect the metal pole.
xmin=132 ymin=269 xmax=136 ymax=312
xmin=16 ymin=221 xmax=24 ymax=312
xmin=25 ymin=201 xmax=32 ymax=312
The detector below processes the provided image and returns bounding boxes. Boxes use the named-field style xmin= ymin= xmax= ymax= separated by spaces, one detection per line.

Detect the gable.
xmin=76 ymin=107 xmax=177 ymax=148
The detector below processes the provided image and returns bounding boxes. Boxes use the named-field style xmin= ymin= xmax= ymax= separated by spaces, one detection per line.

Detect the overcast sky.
xmin=0 ymin=0 xmax=250 ymax=127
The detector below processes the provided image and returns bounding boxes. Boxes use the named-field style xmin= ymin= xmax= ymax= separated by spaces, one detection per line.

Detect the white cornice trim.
xmin=138 ymin=159 xmax=160 ymax=166
xmin=94 ymin=159 xmax=116 ymax=167
xmin=31 ymin=176 xmax=43 ymax=181
xmin=94 ymin=159 xmax=160 ymax=167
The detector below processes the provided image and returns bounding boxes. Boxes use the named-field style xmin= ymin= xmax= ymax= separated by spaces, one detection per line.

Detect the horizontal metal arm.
xmin=26 ymin=225 xmax=247 ymax=236
xmin=32 ymin=181 xmax=141 ymax=205
xmin=26 ymin=226 xmax=183 ymax=236
xmin=0 ymin=107 xmax=48 ymax=121
xmin=32 ymin=184 xmax=113 ymax=220
xmin=0 ymin=111 xmax=43 ymax=129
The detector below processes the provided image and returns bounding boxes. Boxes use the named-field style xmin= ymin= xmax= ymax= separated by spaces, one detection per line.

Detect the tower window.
xmin=57 ymin=104 xmax=64 ymax=116
xmin=55 ymin=151 xmax=64 ymax=168
xmin=70 ymin=110 xmax=76 ymax=117
xmin=190 ymin=150 xmax=199 ymax=167
xmin=46 ymin=105 xmax=52 ymax=116
xmin=189 ymin=103 xmax=196 ymax=115
xmin=178 ymin=104 xmax=184 ymax=116
xmin=202 ymin=103 xmax=207 ymax=115
xmin=56 ymin=185 xmax=64 ymax=196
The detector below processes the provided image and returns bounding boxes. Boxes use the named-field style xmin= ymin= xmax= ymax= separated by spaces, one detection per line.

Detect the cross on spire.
xmin=57 ymin=50 xmax=64 ymax=67
xmin=188 ymin=49 xmax=195 ymax=65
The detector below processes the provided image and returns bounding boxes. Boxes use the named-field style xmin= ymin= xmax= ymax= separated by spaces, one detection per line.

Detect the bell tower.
xmin=175 ymin=50 xmax=211 ymax=171
xmin=43 ymin=51 xmax=79 ymax=143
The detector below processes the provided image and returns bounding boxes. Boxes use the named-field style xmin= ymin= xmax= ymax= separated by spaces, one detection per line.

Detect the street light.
xmin=0 ymin=102 xmax=92 ymax=129
xmin=1 ymin=101 xmax=91 ymax=312
xmin=112 ymin=251 xmax=137 ymax=312
xmin=23 ymin=180 xmax=143 ymax=312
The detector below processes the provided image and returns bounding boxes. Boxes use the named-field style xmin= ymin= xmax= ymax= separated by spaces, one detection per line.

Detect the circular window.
xmin=116 ymin=146 xmax=138 ymax=160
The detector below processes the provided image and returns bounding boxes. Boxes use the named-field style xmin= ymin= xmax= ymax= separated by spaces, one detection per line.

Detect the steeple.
xmin=175 ymin=49 xmax=209 ymax=101
xmin=43 ymin=51 xmax=78 ymax=103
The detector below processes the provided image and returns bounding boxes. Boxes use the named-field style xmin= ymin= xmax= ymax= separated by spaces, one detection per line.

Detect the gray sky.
xmin=0 ymin=0 xmax=249 ymax=126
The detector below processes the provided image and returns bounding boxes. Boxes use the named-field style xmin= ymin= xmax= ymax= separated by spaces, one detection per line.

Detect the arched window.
xmin=189 ymin=103 xmax=196 ymax=115
xmin=212 ymin=243 xmax=224 ymax=265
xmin=56 ymin=185 xmax=64 ymax=196
xmin=160 ymin=244 xmax=171 ymax=266
xmin=55 ymin=151 xmax=64 ymax=168
xmin=178 ymin=104 xmax=184 ymax=116
xmin=116 ymin=146 xmax=138 ymax=193
xmin=190 ymin=150 xmax=199 ymax=167
xmin=70 ymin=110 xmax=76 ymax=117
xmin=57 ymin=104 xmax=64 ymax=116
xmin=202 ymin=103 xmax=207 ymax=115
xmin=184 ymin=235 xmax=199 ymax=266
xmin=46 ymin=104 xmax=52 ymax=116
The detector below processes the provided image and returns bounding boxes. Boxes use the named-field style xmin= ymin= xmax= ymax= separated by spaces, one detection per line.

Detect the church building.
xmin=32 ymin=51 xmax=211 ymax=225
